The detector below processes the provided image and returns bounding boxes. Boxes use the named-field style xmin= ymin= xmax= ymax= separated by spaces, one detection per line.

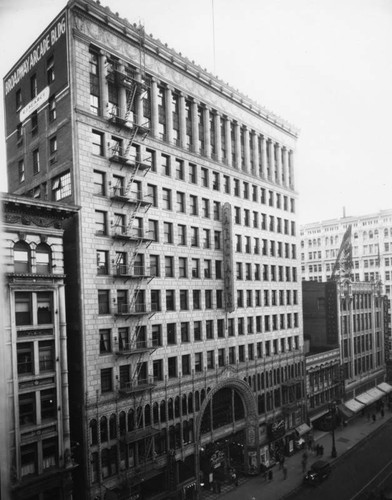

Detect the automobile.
xmin=303 ymin=460 xmax=331 ymax=485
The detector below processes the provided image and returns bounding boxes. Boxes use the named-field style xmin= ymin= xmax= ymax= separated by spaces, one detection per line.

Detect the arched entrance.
xmin=194 ymin=374 xmax=259 ymax=496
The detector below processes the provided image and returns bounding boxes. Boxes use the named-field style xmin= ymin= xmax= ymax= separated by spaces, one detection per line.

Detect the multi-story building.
xmin=0 ymin=193 xmax=77 ymax=500
xmin=302 ymin=280 xmax=391 ymax=421
xmin=300 ymin=210 xmax=392 ymax=290
xmin=3 ymin=1 xmax=304 ymax=498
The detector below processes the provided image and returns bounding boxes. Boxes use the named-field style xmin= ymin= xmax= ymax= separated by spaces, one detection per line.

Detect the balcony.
xmin=113 ymin=265 xmax=152 ymax=279
xmin=119 ymin=376 xmax=155 ymax=394
xmin=114 ymin=302 xmax=154 ymax=317
xmin=110 ymin=188 xmax=152 ymax=208
xmin=109 ymin=148 xmax=151 ymax=172
xmin=112 ymin=226 xmax=152 ymax=242
xmin=116 ymin=340 xmax=158 ymax=355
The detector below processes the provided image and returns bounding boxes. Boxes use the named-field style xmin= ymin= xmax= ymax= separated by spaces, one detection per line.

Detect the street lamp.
xmin=330 ymin=401 xmax=337 ymax=458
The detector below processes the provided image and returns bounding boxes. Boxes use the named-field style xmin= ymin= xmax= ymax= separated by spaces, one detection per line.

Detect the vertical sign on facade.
xmin=222 ymin=203 xmax=235 ymax=312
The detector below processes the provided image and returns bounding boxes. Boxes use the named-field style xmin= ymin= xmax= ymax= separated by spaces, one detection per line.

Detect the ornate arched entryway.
xmin=194 ymin=371 xmax=259 ymax=496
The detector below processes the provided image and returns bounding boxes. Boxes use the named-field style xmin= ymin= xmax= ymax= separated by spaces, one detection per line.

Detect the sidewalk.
xmin=201 ymin=409 xmax=392 ymax=500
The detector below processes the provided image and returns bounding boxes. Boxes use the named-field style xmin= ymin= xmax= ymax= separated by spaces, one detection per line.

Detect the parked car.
xmin=303 ymin=460 xmax=331 ymax=485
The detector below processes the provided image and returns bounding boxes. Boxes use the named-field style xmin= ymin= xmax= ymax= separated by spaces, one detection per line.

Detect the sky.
xmin=1 ymin=0 xmax=392 ymax=225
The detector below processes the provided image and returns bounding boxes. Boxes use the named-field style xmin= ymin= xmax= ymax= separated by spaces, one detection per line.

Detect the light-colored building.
xmin=302 ymin=279 xmax=391 ymax=421
xmin=0 ymin=193 xmax=77 ymax=500
xmin=3 ymin=1 xmax=304 ymax=498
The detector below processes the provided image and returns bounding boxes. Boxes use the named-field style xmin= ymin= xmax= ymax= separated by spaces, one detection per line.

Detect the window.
xmin=206 ymin=320 xmax=214 ymax=339
xmin=52 ymin=171 xmax=71 ymax=200
xmin=17 ymin=343 xmax=33 ymax=375
xmin=165 ymin=256 xmax=174 ymax=277
xmin=16 ymin=89 xmax=22 ymax=111
xmin=163 ymin=222 xmax=173 ymax=243
xmin=168 ymin=357 xmax=177 ymax=378
xmin=190 ymin=195 xmax=198 ymax=215
xmin=36 ymin=243 xmax=51 ymax=274
xmin=161 ymin=154 xmax=170 ymax=176
xmin=151 ymin=290 xmax=161 ymax=312
xmin=182 ymin=354 xmax=191 ymax=375
xmin=205 ymin=290 xmax=212 ymax=308
xmin=203 ymin=229 xmax=210 ymax=249
xmin=212 ymin=171 xmax=220 ymax=190
xmin=189 ymin=163 xmax=197 ymax=183
xmin=178 ymin=224 xmax=186 ymax=245
xmin=95 ymin=210 xmax=107 ymax=235
xmin=214 ymin=231 xmax=221 ymax=250
xmin=153 ymin=359 xmax=163 ymax=381
xmin=195 ymin=352 xmax=203 ymax=372
xmin=167 ymin=323 xmax=176 ymax=344
xmin=14 ymin=241 xmax=30 ymax=273
xmin=175 ymin=159 xmax=184 ymax=180
xmin=201 ymin=167 xmax=209 ymax=187
xmin=98 ymin=290 xmax=110 ymax=314
xmin=207 ymin=350 xmax=215 ymax=369
xmin=213 ymin=201 xmax=221 ymax=221
xmin=101 ymin=368 xmax=113 ymax=392
xmin=47 ymin=97 xmax=56 ymax=123
xmin=18 ymin=159 xmax=25 ymax=183
xmin=92 ymin=130 xmax=104 ymax=156
xmin=180 ymin=290 xmax=188 ymax=310
xmin=191 ymin=259 xmax=200 ymax=278
xmin=19 ymin=393 xmax=36 ymax=426
xmin=148 ymin=219 xmax=159 ymax=242
xmin=181 ymin=322 xmax=190 ymax=342
xmin=193 ymin=289 xmax=201 ymax=309
xmin=176 ymin=192 xmax=185 ymax=213
xmin=191 ymin=227 xmax=199 ymax=247
xmin=202 ymin=198 xmax=210 ymax=218
xmin=179 ymin=257 xmax=187 ymax=278
xmin=32 ymin=149 xmax=40 ymax=174
xmin=30 ymin=74 xmax=37 ymax=98
xmin=21 ymin=443 xmax=37 ymax=477
xmin=224 ymin=175 xmax=230 ymax=193
xmin=13 ymin=293 xmax=33 ymax=327
xmin=215 ymin=260 xmax=222 ymax=279
xmin=93 ymin=171 xmax=105 ymax=195
xmin=100 ymin=329 xmax=111 ymax=354
xmin=204 ymin=260 xmax=212 ymax=278
xmin=147 ymin=184 xmax=157 ymax=207
xmin=90 ymin=51 xmax=100 ymax=115
xmin=41 ymin=389 xmax=56 ymax=421
xmin=47 ymin=56 xmax=55 ymax=83
xmin=166 ymin=290 xmax=175 ymax=311
xmin=162 ymin=188 xmax=172 ymax=210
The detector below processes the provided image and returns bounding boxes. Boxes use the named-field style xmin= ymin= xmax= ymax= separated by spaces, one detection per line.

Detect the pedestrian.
xmin=320 ymin=445 xmax=324 ymax=456
xmin=381 ymin=408 xmax=385 ymax=418
xmin=268 ymin=469 xmax=273 ymax=481
xmin=283 ymin=465 xmax=288 ymax=480
xmin=372 ymin=413 xmax=376 ymax=423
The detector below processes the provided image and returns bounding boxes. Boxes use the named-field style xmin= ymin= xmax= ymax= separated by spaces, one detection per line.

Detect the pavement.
xmin=201 ymin=408 xmax=392 ymax=500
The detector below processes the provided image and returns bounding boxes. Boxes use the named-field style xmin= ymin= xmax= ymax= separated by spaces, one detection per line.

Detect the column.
xmin=282 ymin=147 xmax=289 ymax=187
xmin=165 ymin=85 xmax=173 ymax=144
xmin=243 ymin=126 xmax=250 ymax=173
xmin=191 ymin=99 xmax=199 ymax=154
xmin=59 ymin=284 xmax=71 ymax=457
xmin=268 ymin=139 xmax=274 ymax=181
xmin=118 ymin=62 xmax=127 ymax=121
xmin=150 ymin=78 xmax=159 ymax=138
xmin=225 ymin=117 xmax=232 ymax=167
xmin=178 ymin=92 xmax=186 ymax=149
xmin=203 ymin=106 xmax=211 ymax=157
xmin=275 ymin=143 xmax=282 ymax=185
xmin=214 ymin=113 xmax=222 ymax=163
xmin=234 ymin=121 xmax=241 ymax=170
xmin=289 ymin=150 xmax=295 ymax=189
xmin=251 ymin=132 xmax=259 ymax=176
xmin=100 ymin=52 xmax=109 ymax=118
xmin=260 ymin=135 xmax=267 ymax=179
xmin=134 ymin=70 xmax=144 ymax=126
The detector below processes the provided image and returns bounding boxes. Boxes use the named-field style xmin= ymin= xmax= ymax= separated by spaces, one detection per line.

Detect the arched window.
xmin=145 ymin=404 xmax=151 ymax=427
xmin=119 ymin=411 xmax=126 ymax=436
xmin=160 ymin=400 xmax=166 ymax=422
xmin=128 ymin=409 xmax=135 ymax=431
xmin=14 ymin=241 xmax=30 ymax=273
xmin=90 ymin=419 xmax=98 ymax=445
xmin=100 ymin=416 xmax=108 ymax=442
xmin=36 ymin=243 xmax=51 ymax=274
xmin=109 ymin=414 xmax=117 ymax=440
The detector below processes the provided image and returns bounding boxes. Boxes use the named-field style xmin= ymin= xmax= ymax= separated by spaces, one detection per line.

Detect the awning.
xmin=343 ymin=398 xmax=366 ymax=414
xmin=377 ymin=382 xmax=392 ymax=394
xmin=355 ymin=387 xmax=385 ymax=406
xmin=295 ymin=423 xmax=312 ymax=436
xmin=338 ymin=403 xmax=355 ymax=420
xmin=309 ymin=408 xmax=331 ymax=422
